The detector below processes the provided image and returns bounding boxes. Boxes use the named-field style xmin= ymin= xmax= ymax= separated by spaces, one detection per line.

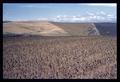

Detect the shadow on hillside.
xmin=50 ymin=22 xmax=98 ymax=36
xmin=51 ymin=22 xmax=117 ymax=37
xmin=94 ymin=23 xmax=117 ymax=37
xmin=3 ymin=33 xmax=42 ymax=38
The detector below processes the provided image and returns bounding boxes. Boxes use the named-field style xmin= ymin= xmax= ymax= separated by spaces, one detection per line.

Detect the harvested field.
xmin=3 ymin=36 xmax=117 ymax=79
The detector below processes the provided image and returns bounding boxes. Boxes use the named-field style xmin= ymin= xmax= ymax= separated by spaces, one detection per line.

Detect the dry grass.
xmin=3 ymin=21 xmax=99 ymax=36
xmin=3 ymin=36 xmax=117 ymax=79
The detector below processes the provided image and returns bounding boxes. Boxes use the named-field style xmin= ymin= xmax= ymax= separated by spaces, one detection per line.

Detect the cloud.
xmin=51 ymin=11 xmax=116 ymax=23
xmin=37 ymin=18 xmax=48 ymax=20
xmin=19 ymin=5 xmax=36 ymax=8
xmin=82 ymin=3 xmax=116 ymax=7
xmin=36 ymin=11 xmax=116 ymax=23
xmin=86 ymin=12 xmax=94 ymax=16
xmin=19 ymin=5 xmax=51 ymax=8
xmin=100 ymin=11 xmax=106 ymax=15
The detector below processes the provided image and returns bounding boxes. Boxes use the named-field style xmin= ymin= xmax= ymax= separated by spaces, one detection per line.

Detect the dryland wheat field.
xmin=3 ymin=36 xmax=117 ymax=79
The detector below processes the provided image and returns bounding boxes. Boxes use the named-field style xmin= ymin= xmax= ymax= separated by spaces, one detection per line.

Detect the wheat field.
xmin=3 ymin=36 xmax=117 ymax=79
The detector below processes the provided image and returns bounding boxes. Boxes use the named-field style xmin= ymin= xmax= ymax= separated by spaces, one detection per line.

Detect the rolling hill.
xmin=3 ymin=21 xmax=100 ymax=36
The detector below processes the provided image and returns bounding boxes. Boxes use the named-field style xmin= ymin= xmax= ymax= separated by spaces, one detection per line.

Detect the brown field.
xmin=3 ymin=36 xmax=117 ymax=79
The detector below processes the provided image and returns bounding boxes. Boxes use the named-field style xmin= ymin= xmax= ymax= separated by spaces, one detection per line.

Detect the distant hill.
xmin=95 ymin=23 xmax=116 ymax=37
xmin=50 ymin=22 xmax=100 ymax=36
xmin=3 ymin=21 xmax=101 ymax=36
xmin=3 ymin=21 xmax=12 ymax=23
xmin=3 ymin=21 xmax=116 ymax=37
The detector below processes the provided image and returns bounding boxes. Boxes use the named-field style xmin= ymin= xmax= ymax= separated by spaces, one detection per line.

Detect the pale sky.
xmin=3 ymin=3 xmax=117 ymax=22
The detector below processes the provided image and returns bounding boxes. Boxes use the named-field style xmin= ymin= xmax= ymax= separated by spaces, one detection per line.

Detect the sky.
xmin=3 ymin=3 xmax=117 ymax=22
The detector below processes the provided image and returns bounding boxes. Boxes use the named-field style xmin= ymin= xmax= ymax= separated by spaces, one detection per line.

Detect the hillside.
xmin=94 ymin=23 xmax=116 ymax=36
xmin=3 ymin=21 xmax=100 ymax=36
